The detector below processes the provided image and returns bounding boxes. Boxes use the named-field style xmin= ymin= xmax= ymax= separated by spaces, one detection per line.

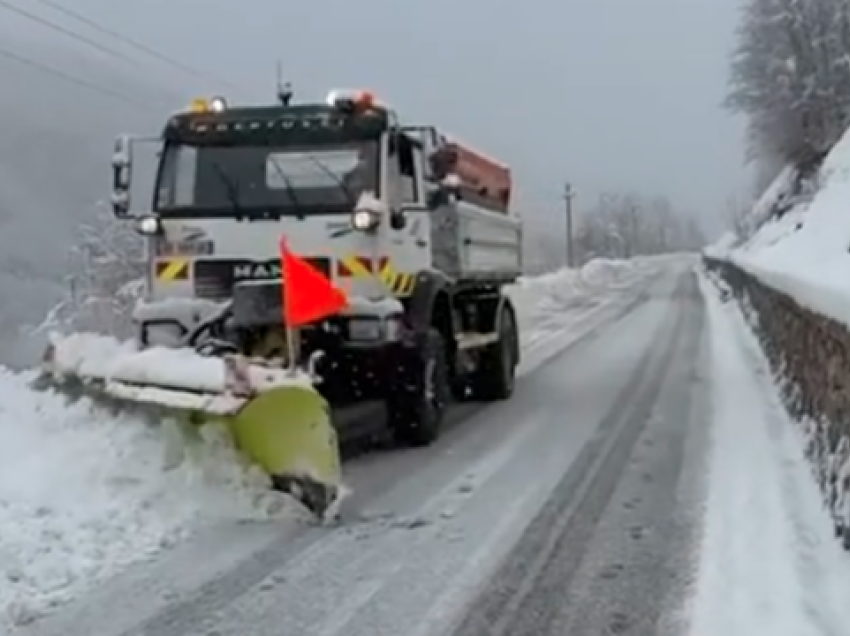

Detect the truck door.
xmin=384 ymin=133 xmax=430 ymax=285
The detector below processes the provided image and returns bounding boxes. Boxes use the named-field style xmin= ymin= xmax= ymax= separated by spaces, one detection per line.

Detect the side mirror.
xmin=390 ymin=209 xmax=407 ymax=230
xmin=111 ymin=135 xmax=133 ymax=218
xmin=426 ymin=173 xmax=462 ymax=210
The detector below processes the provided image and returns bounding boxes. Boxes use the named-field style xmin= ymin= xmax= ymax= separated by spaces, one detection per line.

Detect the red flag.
xmin=279 ymin=238 xmax=347 ymax=326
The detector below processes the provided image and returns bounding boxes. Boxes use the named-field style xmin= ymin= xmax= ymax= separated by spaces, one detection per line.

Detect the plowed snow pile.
xmin=0 ymin=368 xmax=294 ymax=629
xmin=0 ymin=256 xmax=660 ymax=630
xmin=506 ymin=255 xmax=668 ymax=332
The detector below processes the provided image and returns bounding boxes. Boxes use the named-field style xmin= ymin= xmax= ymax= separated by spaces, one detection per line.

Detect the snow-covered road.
xmin=454 ymin=261 xmax=705 ymax=636
xmin=5 ymin=260 xmax=680 ymax=636
xmin=0 ymin=257 xmax=662 ymax=633
xmin=7 ymin=256 xmax=850 ymax=636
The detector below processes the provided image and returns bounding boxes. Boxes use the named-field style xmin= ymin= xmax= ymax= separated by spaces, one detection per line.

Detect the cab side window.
xmin=396 ymin=134 xmax=419 ymax=204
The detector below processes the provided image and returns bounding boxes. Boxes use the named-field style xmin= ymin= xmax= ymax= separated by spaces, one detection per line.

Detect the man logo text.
xmin=233 ymin=263 xmax=280 ymax=279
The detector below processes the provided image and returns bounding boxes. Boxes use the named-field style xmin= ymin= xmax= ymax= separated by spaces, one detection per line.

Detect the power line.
xmin=0 ymin=43 xmax=148 ymax=107
xmin=30 ymin=0 xmax=241 ymax=90
xmin=0 ymin=0 xmax=244 ymax=111
xmin=0 ymin=0 xmax=139 ymax=66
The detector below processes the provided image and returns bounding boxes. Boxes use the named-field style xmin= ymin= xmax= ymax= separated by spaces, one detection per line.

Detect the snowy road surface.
xmin=1 ymin=258 xmax=662 ymax=631
xmin=687 ymin=272 xmax=850 ymax=636
xmin=7 ymin=256 xmax=850 ymax=636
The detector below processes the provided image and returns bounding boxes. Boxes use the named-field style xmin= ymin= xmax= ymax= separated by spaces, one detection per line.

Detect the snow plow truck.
xmin=39 ymin=88 xmax=523 ymax=518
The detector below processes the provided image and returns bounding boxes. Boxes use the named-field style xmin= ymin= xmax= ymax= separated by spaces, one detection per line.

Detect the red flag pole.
xmin=278 ymin=235 xmax=348 ymax=374
xmin=279 ymin=238 xmax=299 ymax=374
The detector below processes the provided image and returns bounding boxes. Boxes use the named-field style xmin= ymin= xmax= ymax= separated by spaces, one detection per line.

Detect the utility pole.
xmin=563 ymin=182 xmax=576 ymax=268
xmin=629 ymin=203 xmax=639 ymax=258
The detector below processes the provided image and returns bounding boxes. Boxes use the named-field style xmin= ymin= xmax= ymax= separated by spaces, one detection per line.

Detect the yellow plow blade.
xmin=37 ymin=337 xmax=342 ymax=519
xmin=222 ymin=385 xmax=341 ymax=516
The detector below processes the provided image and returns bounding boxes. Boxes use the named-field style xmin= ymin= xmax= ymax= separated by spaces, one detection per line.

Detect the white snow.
xmin=0 ymin=367 xmax=297 ymax=631
xmin=132 ymin=297 xmax=224 ymax=326
xmin=352 ymin=190 xmax=388 ymax=215
xmin=46 ymin=332 xmax=313 ymax=398
xmin=709 ymin=123 xmax=850 ymax=329
xmin=689 ymin=272 xmax=850 ymax=636
xmin=0 ymin=257 xmax=662 ymax=631
xmin=506 ymin=255 xmax=658 ymax=333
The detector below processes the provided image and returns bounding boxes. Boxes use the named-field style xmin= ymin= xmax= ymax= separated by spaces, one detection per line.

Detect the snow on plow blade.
xmin=37 ymin=334 xmax=341 ymax=519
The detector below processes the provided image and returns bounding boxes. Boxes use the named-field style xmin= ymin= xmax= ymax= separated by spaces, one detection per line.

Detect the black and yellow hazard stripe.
xmin=339 ymin=254 xmax=416 ymax=297
xmin=378 ymin=261 xmax=415 ymax=296
xmin=338 ymin=255 xmax=372 ymax=279
xmin=154 ymin=259 xmax=189 ymax=281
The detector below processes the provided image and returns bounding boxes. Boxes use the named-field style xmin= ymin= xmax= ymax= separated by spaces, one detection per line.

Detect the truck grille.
xmin=192 ymin=258 xmax=332 ymax=301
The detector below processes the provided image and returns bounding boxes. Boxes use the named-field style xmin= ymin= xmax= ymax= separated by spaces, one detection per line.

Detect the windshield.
xmin=154 ymin=141 xmax=379 ymax=216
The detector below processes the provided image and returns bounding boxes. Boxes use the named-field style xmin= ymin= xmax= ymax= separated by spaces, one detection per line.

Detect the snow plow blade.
xmin=225 ymin=385 xmax=340 ymax=516
xmin=37 ymin=335 xmax=341 ymax=519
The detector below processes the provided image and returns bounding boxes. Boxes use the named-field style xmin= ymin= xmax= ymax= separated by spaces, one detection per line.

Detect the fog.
xmin=0 ymin=0 xmax=746 ymax=363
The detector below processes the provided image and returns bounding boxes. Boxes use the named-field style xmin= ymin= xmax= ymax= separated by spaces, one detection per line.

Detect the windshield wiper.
xmin=268 ymin=159 xmax=305 ymax=219
xmin=304 ymin=154 xmax=357 ymax=206
xmin=210 ymin=161 xmax=247 ymax=219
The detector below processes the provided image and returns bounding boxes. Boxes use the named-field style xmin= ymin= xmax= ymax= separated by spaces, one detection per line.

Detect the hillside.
xmin=704 ymin=122 xmax=850 ymax=552
xmin=706 ymin=124 xmax=850 ymax=328
xmin=0 ymin=33 xmax=179 ymax=365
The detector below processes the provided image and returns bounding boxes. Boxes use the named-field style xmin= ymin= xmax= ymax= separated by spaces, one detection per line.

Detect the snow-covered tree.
xmin=34 ymin=204 xmax=145 ymax=337
xmin=727 ymin=0 xmax=850 ymax=169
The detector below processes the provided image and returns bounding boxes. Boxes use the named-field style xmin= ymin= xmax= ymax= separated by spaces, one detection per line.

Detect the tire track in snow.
xmin=16 ymin=266 xmax=670 ymax=636
xmin=538 ymin=270 xmax=707 ymax=636
xmin=109 ymin=285 xmax=659 ymax=636
xmin=452 ymin=270 xmax=696 ymax=636
xmin=147 ymin=270 xmax=686 ymax=636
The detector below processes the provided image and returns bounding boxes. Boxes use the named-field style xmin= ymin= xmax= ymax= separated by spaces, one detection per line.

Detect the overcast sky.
xmin=2 ymin=0 xmax=747 ymax=230
xmin=0 ymin=0 xmax=747 ymax=357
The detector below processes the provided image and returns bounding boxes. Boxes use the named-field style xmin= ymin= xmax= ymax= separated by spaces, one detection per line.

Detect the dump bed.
xmin=443 ymin=138 xmax=512 ymax=214
xmin=422 ymin=132 xmax=522 ymax=282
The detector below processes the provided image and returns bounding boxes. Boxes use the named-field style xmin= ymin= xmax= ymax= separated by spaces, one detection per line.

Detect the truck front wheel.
xmin=387 ymin=328 xmax=451 ymax=447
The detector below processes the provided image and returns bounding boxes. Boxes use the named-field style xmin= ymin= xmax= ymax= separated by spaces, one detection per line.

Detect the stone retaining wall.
xmin=703 ymin=256 xmax=850 ymax=547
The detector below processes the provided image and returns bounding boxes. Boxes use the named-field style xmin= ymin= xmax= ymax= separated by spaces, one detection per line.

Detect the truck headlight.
xmin=134 ymin=215 xmax=162 ymax=235
xmin=352 ymin=208 xmax=379 ymax=231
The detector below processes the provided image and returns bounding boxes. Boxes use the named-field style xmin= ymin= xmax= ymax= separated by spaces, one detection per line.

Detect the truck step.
xmin=455 ymin=332 xmax=499 ymax=350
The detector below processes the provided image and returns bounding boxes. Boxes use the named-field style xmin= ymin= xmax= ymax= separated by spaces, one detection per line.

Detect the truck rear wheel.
xmin=469 ymin=305 xmax=517 ymax=401
xmin=387 ymin=328 xmax=450 ymax=447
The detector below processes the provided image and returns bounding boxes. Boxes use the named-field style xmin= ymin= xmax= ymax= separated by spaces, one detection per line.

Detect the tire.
xmin=387 ymin=328 xmax=451 ymax=447
xmin=469 ymin=304 xmax=517 ymax=401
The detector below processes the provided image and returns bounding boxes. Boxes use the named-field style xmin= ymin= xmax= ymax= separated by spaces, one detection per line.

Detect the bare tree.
xmin=574 ymin=190 xmax=704 ymax=263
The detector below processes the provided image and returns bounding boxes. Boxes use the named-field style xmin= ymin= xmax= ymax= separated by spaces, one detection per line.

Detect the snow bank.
xmin=510 ymin=256 xmax=647 ymax=309
xmin=508 ymin=255 xmax=668 ymax=330
xmin=704 ymin=166 xmax=803 ymax=261
xmin=744 ymin=165 xmax=799 ymax=238
xmin=702 ymin=231 xmax=738 ymax=260
xmin=690 ymin=273 xmax=850 ymax=636
xmin=712 ymin=126 xmax=850 ymax=329
xmin=0 ymin=368 xmax=296 ymax=630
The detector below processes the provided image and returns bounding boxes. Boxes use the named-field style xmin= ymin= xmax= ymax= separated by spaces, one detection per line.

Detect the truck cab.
xmin=116 ymin=92 xmax=442 ymax=304
xmin=111 ymin=89 xmax=522 ymax=447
